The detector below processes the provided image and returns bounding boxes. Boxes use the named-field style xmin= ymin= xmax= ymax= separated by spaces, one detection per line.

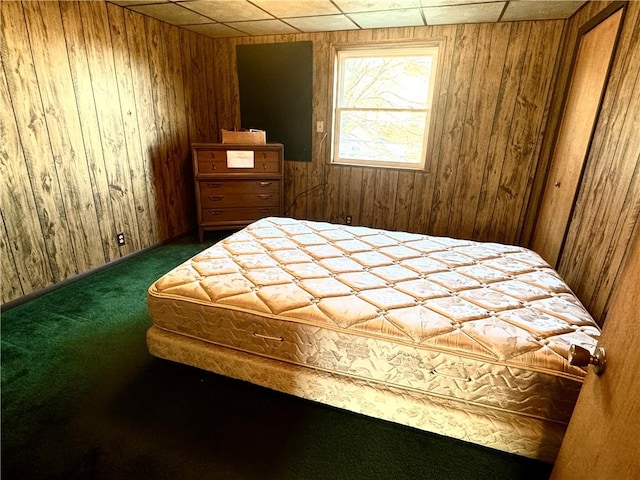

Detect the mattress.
xmin=147 ymin=217 xmax=600 ymax=460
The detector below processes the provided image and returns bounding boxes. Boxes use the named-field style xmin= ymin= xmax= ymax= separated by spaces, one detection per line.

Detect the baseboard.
xmin=1 ymin=232 xmax=194 ymax=312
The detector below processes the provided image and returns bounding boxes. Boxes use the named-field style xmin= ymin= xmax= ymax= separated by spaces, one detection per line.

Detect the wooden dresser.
xmin=192 ymin=143 xmax=284 ymax=242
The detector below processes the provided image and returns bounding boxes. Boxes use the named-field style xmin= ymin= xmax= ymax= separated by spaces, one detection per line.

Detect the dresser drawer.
xmin=201 ymin=192 xmax=280 ymax=208
xmin=201 ymin=206 xmax=280 ymax=224
xmin=199 ymin=179 xmax=280 ymax=195
xmin=196 ymin=150 xmax=281 ymax=174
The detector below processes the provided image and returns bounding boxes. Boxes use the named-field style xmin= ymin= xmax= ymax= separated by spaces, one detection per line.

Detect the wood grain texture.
xmin=551 ymin=227 xmax=640 ymax=479
xmin=4 ymin=0 xmax=638 ymax=329
xmin=219 ymin=21 xmax=564 ymax=246
xmin=532 ymin=9 xmax=623 ymax=267
xmin=1 ymin=0 xmax=77 ymax=283
xmin=551 ymin=2 xmax=640 ymax=323
xmin=1 ymin=1 xmax=218 ymax=304
xmin=0 ymin=57 xmax=53 ymax=296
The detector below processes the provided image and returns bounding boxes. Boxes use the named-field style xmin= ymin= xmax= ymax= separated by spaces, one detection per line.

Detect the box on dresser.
xmin=192 ymin=143 xmax=284 ymax=242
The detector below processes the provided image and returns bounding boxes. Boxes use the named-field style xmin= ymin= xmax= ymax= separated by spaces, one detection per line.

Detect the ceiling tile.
xmin=285 ymin=15 xmax=359 ymax=33
xmin=229 ymin=19 xmax=300 ymax=36
xmin=501 ymin=1 xmax=585 ymax=22
xmin=182 ymin=22 xmax=247 ymax=38
xmin=129 ymin=3 xmax=211 ymax=24
xmin=335 ymin=0 xmax=421 ymax=13
xmin=251 ymin=0 xmax=340 ymax=17
xmin=423 ymin=2 xmax=505 ymax=25
xmin=349 ymin=8 xmax=424 ymax=28
xmin=179 ymin=0 xmax=273 ymax=22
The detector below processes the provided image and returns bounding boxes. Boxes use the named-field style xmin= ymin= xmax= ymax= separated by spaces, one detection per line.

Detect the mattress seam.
xmin=148 ymin=289 xmax=586 ymax=382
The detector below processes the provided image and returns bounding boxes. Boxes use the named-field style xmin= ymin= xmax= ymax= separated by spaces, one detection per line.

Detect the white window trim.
xmin=330 ymin=42 xmax=440 ymax=171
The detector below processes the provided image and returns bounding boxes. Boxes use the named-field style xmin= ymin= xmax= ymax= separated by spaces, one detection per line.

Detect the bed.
xmin=147 ymin=217 xmax=600 ymax=462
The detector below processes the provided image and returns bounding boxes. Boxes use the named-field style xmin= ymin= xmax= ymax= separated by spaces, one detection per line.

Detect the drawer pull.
xmin=208 ymin=209 xmax=224 ymax=216
xmin=257 ymin=194 xmax=272 ymax=200
xmin=253 ymin=332 xmax=284 ymax=342
xmin=259 ymin=181 xmax=272 ymax=187
xmin=258 ymin=208 xmax=272 ymax=213
xmin=211 ymin=163 xmax=216 ymax=170
xmin=206 ymin=183 xmax=223 ymax=188
xmin=207 ymin=195 xmax=224 ymax=201
xmin=262 ymin=163 xmax=267 ymax=170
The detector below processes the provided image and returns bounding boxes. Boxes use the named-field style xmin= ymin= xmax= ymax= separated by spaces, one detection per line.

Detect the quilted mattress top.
xmin=149 ymin=217 xmax=600 ymax=378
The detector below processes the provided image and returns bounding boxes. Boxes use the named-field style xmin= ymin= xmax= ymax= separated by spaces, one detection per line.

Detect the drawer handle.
xmin=207 ymin=183 xmax=223 ymax=188
xmin=258 ymin=208 xmax=272 ymax=213
xmin=253 ymin=332 xmax=283 ymax=342
xmin=207 ymin=195 xmax=224 ymax=201
xmin=431 ymin=368 xmax=471 ymax=382
xmin=257 ymin=194 xmax=272 ymax=200
xmin=211 ymin=163 xmax=216 ymax=170
xmin=208 ymin=210 xmax=224 ymax=216
xmin=259 ymin=181 xmax=272 ymax=187
xmin=262 ymin=163 xmax=267 ymax=170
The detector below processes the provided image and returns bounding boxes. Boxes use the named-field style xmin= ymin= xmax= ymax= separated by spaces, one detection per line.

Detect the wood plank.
xmin=324 ymin=164 xmax=342 ymax=224
xmin=23 ymin=1 xmax=105 ymax=269
xmin=428 ymin=23 xmax=480 ymax=237
xmin=59 ymin=0 xmax=119 ymax=261
xmin=393 ymin=170 xmax=415 ymax=232
xmin=0 ymin=215 xmax=23 ymax=304
xmin=78 ymin=0 xmax=140 ymax=255
xmin=358 ymin=168 xmax=376 ymax=227
xmin=164 ymin=23 xmax=193 ymax=235
xmin=489 ymin=21 xmax=563 ymax=244
xmin=372 ymin=168 xmax=398 ymax=229
xmin=122 ymin=7 xmax=165 ymax=240
xmin=448 ymin=23 xmax=510 ymax=240
xmin=473 ymin=22 xmax=528 ymax=242
xmin=145 ymin=17 xmax=181 ymax=237
xmin=408 ymin=172 xmax=432 ymax=233
xmin=107 ymin=2 xmax=155 ymax=249
xmin=343 ymin=166 xmax=363 ymax=226
xmin=1 ymin=0 xmax=76 ymax=282
xmin=0 ymin=56 xmax=53 ymax=297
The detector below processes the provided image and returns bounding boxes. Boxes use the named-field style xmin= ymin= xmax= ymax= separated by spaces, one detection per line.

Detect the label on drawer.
xmin=227 ymin=151 xmax=254 ymax=168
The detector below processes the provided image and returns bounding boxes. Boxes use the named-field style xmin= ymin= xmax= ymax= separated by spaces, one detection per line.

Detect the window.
xmin=331 ymin=44 xmax=439 ymax=170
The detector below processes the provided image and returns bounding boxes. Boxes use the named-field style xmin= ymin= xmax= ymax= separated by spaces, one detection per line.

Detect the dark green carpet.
xmin=1 ymin=233 xmax=553 ymax=479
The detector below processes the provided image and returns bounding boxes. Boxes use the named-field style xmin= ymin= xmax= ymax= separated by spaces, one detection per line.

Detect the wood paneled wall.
xmin=214 ymin=22 xmax=565 ymax=245
xmin=542 ymin=1 xmax=640 ymax=322
xmin=1 ymin=1 xmax=218 ymax=304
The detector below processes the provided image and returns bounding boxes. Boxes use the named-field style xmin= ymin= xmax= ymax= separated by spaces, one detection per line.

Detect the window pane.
xmin=337 ymin=110 xmax=427 ymax=163
xmin=341 ymin=55 xmax=432 ymax=109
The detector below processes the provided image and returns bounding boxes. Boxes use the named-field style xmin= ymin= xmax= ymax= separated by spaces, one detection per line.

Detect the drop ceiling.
xmin=108 ymin=0 xmax=586 ymax=38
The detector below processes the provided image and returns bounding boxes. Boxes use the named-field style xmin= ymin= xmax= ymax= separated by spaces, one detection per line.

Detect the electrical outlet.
xmin=117 ymin=233 xmax=125 ymax=246
xmin=316 ymin=121 xmax=324 ymax=133
xmin=345 ymin=215 xmax=352 ymax=225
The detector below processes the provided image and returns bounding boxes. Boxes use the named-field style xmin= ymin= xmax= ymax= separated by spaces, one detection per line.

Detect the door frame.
xmin=529 ymin=1 xmax=627 ymax=266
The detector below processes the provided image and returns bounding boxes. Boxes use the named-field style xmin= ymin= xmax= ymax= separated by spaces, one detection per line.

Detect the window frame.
xmin=329 ymin=41 xmax=442 ymax=171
